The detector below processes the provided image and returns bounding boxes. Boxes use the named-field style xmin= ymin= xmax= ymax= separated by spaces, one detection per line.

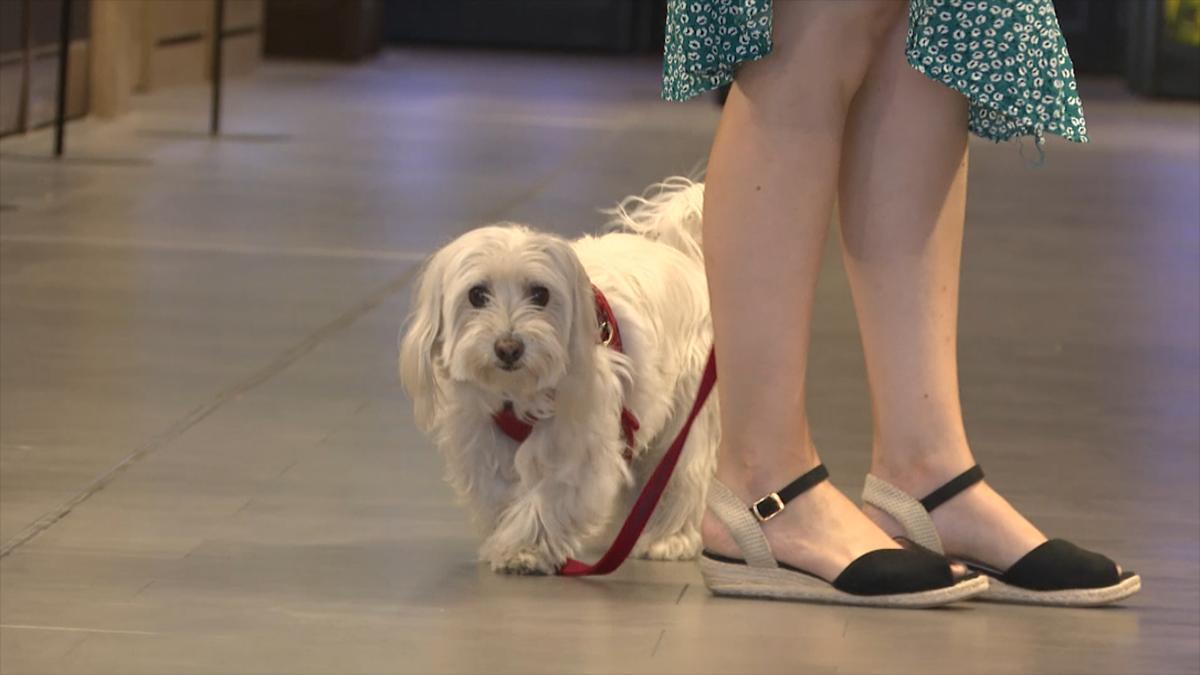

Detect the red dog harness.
xmin=491 ymin=285 xmax=641 ymax=455
xmin=490 ymin=285 xmax=719 ymax=577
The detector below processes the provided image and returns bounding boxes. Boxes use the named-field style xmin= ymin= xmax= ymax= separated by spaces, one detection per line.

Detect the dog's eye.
xmin=468 ymin=285 xmax=490 ymax=308
xmin=529 ymin=285 xmax=550 ymax=308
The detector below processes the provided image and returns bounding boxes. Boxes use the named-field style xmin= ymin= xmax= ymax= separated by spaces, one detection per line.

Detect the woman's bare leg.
xmin=700 ymin=0 xmax=908 ymax=581
xmin=838 ymin=14 xmax=1047 ymax=569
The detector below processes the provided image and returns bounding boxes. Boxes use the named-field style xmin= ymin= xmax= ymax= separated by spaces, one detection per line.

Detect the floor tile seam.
xmin=485 ymin=119 xmax=635 ymax=222
xmin=0 ymin=265 xmax=421 ymax=559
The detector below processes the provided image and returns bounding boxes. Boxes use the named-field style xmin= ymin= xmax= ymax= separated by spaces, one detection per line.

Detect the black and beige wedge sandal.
xmin=699 ymin=464 xmax=989 ymax=608
xmin=863 ymin=465 xmax=1142 ymax=606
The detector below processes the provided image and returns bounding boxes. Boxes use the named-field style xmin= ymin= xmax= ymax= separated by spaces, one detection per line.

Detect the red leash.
xmin=558 ymin=346 xmax=717 ymax=576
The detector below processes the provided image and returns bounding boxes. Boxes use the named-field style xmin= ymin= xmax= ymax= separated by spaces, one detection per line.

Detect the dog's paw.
xmin=634 ymin=530 xmax=701 ymax=561
xmin=488 ymin=546 xmax=560 ymax=575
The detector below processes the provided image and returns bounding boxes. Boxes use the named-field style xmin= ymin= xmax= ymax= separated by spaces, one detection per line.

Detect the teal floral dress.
xmin=662 ymin=0 xmax=1088 ymax=145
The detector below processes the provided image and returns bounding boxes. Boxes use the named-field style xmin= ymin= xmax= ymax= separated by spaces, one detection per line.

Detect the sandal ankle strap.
xmin=707 ymin=479 xmax=778 ymax=569
xmin=862 ymin=465 xmax=986 ymax=555
xmin=751 ymin=464 xmax=829 ymax=522
xmin=920 ymin=465 xmax=985 ymax=512
xmin=706 ymin=464 xmax=831 ymax=569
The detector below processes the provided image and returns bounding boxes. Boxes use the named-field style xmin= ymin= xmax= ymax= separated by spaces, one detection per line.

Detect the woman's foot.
xmin=702 ymin=461 xmax=904 ymax=583
xmin=863 ymin=460 xmax=1123 ymax=577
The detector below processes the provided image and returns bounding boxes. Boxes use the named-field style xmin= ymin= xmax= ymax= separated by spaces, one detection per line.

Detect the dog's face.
xmin=399 ymin=225 xmax=598 ymax=431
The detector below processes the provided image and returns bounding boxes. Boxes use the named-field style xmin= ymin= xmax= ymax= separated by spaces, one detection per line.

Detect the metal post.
xmin=210 ymin=0 xmax=224 ymax=136
xmin=18 ymin=0 xmax=32 ymax=133
xmin=53 ymin=0 xmax=72 ymax=157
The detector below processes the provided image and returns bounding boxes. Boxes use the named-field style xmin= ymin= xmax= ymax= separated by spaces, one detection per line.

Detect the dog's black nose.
xmin=494 ymin=337 xmax=525 ymax=366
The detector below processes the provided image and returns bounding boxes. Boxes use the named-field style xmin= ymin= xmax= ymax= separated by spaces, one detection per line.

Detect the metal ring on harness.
xmin=599 ymin=320 xmax=614 ymax=346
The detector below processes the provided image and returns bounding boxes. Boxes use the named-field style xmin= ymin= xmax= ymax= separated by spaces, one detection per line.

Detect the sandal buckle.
xmin=751 ymin=493 xmax=785 ymax=522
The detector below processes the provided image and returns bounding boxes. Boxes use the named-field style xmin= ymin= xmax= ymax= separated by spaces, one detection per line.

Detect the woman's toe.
xmin=950 ymin=559 xmax=971 ymax=581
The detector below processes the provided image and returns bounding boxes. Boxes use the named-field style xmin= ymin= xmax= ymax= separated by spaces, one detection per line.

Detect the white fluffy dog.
xmin=399 ymin=178 xmax=718 ymax=574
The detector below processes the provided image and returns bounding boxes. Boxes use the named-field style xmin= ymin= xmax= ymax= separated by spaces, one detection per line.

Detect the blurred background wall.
xmin=0 ymin=0 xmax=1196 ymax=139
xmin=379 ymin=0 xmax=665 ymax=53
xmin=0 ymin=0 xmax=263 ymax=135
xmin=0 ymin=0 xmax=91 ymax=134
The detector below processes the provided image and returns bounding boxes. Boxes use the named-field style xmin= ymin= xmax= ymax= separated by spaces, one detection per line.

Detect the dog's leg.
xmin=481 ymin=431 xmax=628 ymax=575
xmin=633 ymin=404 xmax=718 ymax=561
xmin=452 ymin=450 xmax=520 ymax=535
xmin=438 ymin=417 xmax=522 ymax=534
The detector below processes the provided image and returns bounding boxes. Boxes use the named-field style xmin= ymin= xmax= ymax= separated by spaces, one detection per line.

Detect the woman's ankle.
xmin=714 ymin=439 xmax=822 ymax=503
xmin=868 ymin=437 xmax=975 ymax=497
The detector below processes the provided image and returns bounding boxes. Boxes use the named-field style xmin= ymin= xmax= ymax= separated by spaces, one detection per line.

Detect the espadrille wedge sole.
xmin=972 ymin=572 xmax=1140 ymax=606
xmin=700 ymin=464 xmax=988 ymax=608
xmin=862 ymin=466 xmax=1141 ymax=607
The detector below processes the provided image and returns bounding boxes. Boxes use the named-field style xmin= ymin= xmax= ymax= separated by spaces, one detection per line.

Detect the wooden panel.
xmin=137 ymin=0 xmax=262 ymax=90
xmin=147 ymin=0 xmax=211 ymax=43
xmin=147 ymin=39 xmax=207 ymax=90
xmin=224 ymin=0 xmax=264 ymax=31
xmin=89 ymin=0 xmax=146 ymax=116
xmin=66 ymin=40 xmax=88 ymax=119
xmin=221 ymin=31 xmax=261 ymax=78
xmin=0 ymin=60 xmax=21 ymax=135
xmin=140 ymin=0 xmax=210 ymax=90
xmin=25 ymin=40 xmax=88 ymax=129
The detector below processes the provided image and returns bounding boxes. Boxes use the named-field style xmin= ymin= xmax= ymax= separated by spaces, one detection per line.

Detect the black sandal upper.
xmin=920 ymin=465 xmax=1127 ymax=591
xmin=996 ymin=539 xmax=1123 ymax=590
xmin=832 ymin=547 xmax=956 ymax=596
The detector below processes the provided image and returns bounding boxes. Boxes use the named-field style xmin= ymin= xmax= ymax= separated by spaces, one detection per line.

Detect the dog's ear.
xmin=540 ymin=235 xmax=598 ymax=373
xmin=399 ymin=248 xmax=448 ymax=433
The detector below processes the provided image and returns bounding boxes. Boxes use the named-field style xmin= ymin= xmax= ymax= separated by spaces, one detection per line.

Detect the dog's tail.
xmin=603 ymin=177 xmax=705 ymax=263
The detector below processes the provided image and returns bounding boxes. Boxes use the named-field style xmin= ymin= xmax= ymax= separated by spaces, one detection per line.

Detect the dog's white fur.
xmin=399 ymin=178 xmax=718 ymax=574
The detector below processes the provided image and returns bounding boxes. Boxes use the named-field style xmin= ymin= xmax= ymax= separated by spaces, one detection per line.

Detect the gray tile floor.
xmin=1 ymin=49 xmax=1197 ymax=675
